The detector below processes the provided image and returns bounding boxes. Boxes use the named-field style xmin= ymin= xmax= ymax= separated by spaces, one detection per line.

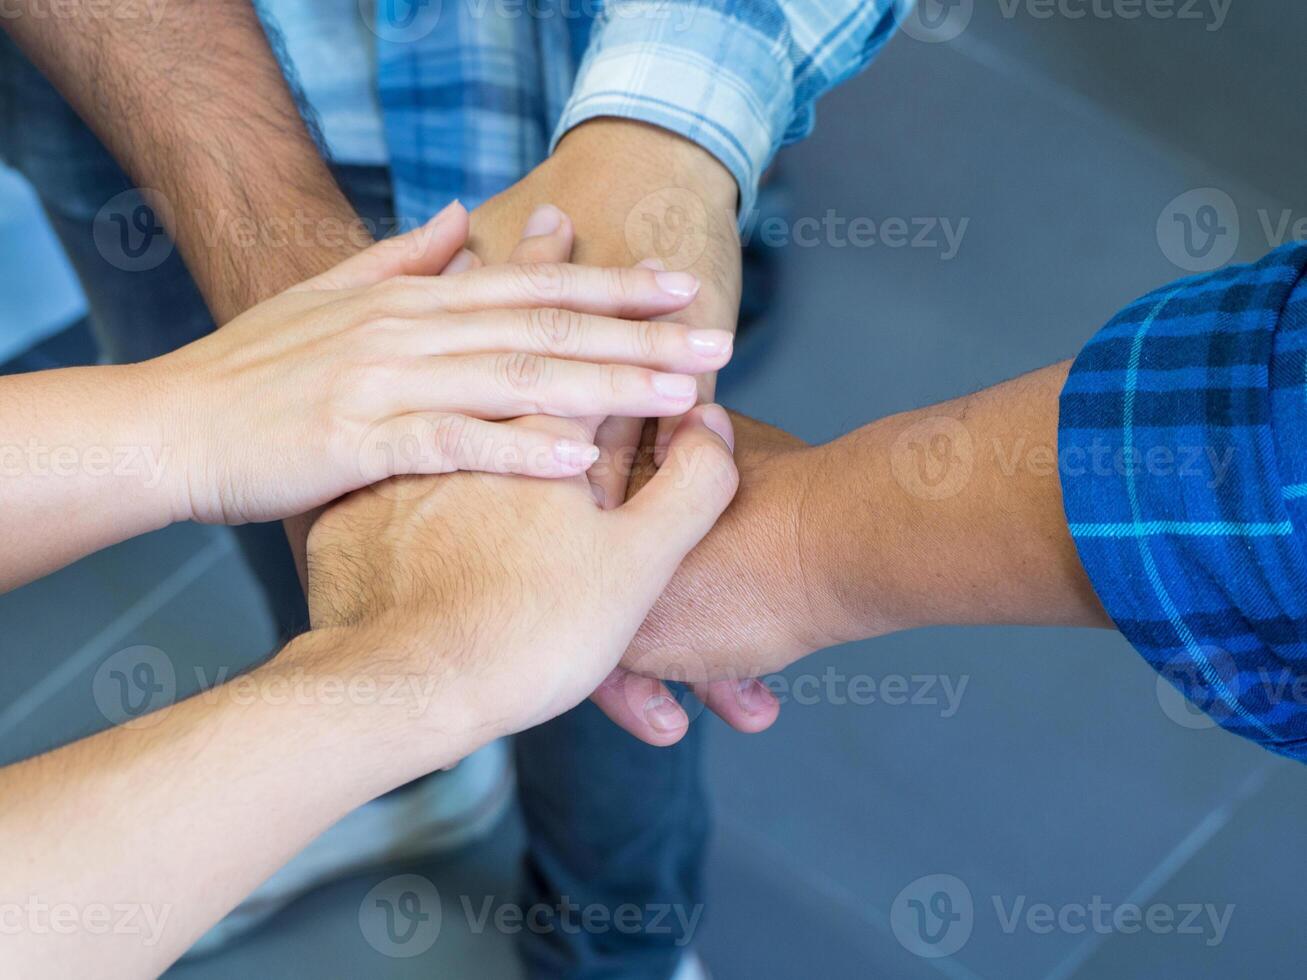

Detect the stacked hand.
xmin=142 ymin=200 xmax=731 ymax=525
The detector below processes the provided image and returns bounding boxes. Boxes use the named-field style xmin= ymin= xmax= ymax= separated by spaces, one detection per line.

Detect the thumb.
xmin=302 ymin=200 xmax=470 ymax=291
xmin=616 ymin=404 xmax=738 ymax=571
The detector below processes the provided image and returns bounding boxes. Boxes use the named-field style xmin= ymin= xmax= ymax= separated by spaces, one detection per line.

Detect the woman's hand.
xmin=145 ymin=202 xmax=733 ymax=525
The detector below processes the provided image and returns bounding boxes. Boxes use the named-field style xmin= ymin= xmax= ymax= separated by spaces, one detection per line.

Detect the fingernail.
xmin=637 ymin=256 xmax=667 ymax=271
xmin=522 ymin=204 xmax=563 ymax=238
xmin=555 ymin=440 xmax=600 ymax=468
xmin=738 ymin=679 xmax=769 ymax=714
xmin=443 ymin=249 xmax=478 ymax=274
xmin=428 ymin=199 xmax=461 ymax=225
xmin=652 ymin=373 xmax=698 ymax=400
xmin=688 ymin=329 xmax=733 ymax=357
xmin=644 ymin=695 xmax=686 ymax=733
xmin=699 ymin=404 xmax=735 ymax=450
xmin=655 ymin=271 xmax=700 ymax=299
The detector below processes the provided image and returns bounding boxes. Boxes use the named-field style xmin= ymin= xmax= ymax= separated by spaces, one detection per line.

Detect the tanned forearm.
xmin=2 ymin=0 xmax=368 ymax=321
xmin=632 ymin=365 xmax=1111 ymax=684
xmin=806 ymin=361 xmax=1109 ymax=642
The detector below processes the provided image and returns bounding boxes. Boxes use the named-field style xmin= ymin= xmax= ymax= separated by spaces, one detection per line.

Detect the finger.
xmin=375 ymin=261 xmax=702 ymax=322
xmin=358 ymin=413 xmax=601 ymax=482
xmin=616 ymin=404 xmax=739 ymax=568
xmin=589 ymin=669 xmax=690 ymax=747
xmin=401 ymin=310 xmax=732 ymax=376
xmin=508 ymin=204 xmax=575 ymax=265
xmin=654 ymin=373 xmax=719 ymax=466
xmin=305 ymin=200 xmax=470 ymax=291
xmin=393 ymin=354 xmax=701 ymax=420
xmin=693 ymin=678 xmax=781 ymax=734
xmin=589 ymin=415 xmax=645 ymax=509
xmin=442 ymin=249 xmax=483 ymax=275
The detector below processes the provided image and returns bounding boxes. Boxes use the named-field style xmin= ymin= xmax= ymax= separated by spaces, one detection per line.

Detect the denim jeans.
xmin=0 ymin=35 xmax=707 ymax=979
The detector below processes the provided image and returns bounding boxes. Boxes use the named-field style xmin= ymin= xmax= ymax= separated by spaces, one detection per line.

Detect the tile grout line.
xmin=0 ymin=533 xmax=232 ymax=740
xmin=717 ymin=810 xmax=987 ymax=980
xmin=1042 ymin=758 xmax=1279 ymax=980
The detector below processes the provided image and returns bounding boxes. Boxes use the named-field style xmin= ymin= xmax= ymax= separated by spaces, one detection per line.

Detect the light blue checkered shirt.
xmin=262 ymin=0 xmax=905 ymax=223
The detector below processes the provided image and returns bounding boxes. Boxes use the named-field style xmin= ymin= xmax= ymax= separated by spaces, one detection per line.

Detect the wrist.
xmin=798 ymin=437 xmax=914 ymax=645
xmin=269 ymin=623 xmax=477 ymax=787
xmin=554 ymin=118 xmax=738 ymax=212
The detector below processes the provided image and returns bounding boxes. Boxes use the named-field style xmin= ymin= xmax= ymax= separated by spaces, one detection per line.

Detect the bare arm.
xmin=628 ymin=363 xmax=1111 ymax=685
xmin=1 ymin=0 xmax=366 ymax=320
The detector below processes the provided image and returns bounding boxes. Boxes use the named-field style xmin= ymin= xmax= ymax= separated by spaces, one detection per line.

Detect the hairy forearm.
xmin=2 ymin=0 xmax=366 ymax=321
xmin=0 ymin=626 xmax=445 ymax=976
xmin=807 ymin=362 xmax=1109 ymax=641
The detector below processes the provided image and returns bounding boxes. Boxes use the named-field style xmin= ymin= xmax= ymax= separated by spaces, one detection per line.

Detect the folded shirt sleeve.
xmin=551 ymin=0 xmax=904 ymax=222
xmin=1059 ymin=242 xmax=1307 ymax=762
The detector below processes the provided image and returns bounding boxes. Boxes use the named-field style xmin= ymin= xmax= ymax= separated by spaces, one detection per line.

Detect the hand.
xmin=302 ymin=405 xmax=741 ymax=767
xmin=464 ymin=201 xmax=782 ymax=743
xmin=468 ymin=118 xmax=742 ymax=503
xmin=141 ymin=202 xmax=730 ymax=525
xmin=622 ymin=414 xmax=855 ymax=689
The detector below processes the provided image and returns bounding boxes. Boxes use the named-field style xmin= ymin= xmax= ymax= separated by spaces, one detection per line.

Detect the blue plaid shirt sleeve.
xmin=1059 ymin=242 xmax=1307 ymax=762
xmin=551 ymin=0 xmax=905 ymax=221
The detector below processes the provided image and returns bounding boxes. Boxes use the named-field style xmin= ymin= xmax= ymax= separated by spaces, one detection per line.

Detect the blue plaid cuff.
xmin=1059 ymin=243 xmax=1307 ymax=762
xmin=551 ymin=1 xmax=793 ymax=223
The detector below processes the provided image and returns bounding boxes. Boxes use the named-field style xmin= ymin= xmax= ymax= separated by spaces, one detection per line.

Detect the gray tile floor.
xmin=3 ymin=12 xmax=1305 ymax=979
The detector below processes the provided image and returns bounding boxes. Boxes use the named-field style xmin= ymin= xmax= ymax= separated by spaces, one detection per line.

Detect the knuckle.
xmin=603 ymin=266 xmax=631 ymax=305
xmin=527 ymin=306 xmax=582 ymax=354
xmin=516 ymin=262 xmax=568 ymax=304
xmin=496 ymin=351 xmax=548 ymax=397
xmin=600 ymin=363 xmax=627 ymax=400
xmin=634 ymin=321 xmax=661 ymax=361
xmin=429 ymin=413 xmax=470 ymax=463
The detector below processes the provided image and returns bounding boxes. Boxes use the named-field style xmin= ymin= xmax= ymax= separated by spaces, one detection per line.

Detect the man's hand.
xmin=469 ymin=118 xmax=742 ymax=501
xmin=304 ymin=404 xmax=740 ymax=768
xmin=620 ymin=370 xmax=1113 ymax=693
